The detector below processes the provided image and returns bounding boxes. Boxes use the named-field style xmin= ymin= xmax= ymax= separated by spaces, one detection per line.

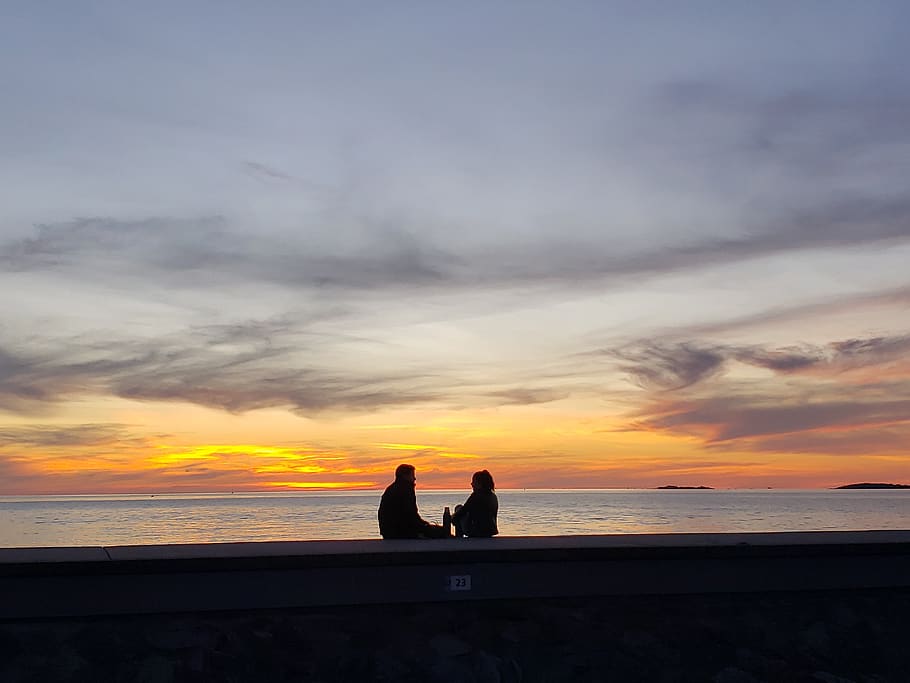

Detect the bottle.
xmin=442 ymin=506 xmax=452 ymax=536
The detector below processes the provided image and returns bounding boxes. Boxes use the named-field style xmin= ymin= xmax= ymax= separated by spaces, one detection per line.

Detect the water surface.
xmin=1 ymin=489 xmax=908 ymax=548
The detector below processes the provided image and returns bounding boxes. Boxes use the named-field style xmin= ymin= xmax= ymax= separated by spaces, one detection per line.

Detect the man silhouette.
xmin=378 ymin=464 xmax=449 ymax=539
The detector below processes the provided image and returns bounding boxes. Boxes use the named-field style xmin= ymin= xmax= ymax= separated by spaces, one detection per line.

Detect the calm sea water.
xmin=1 ymin=489 xmax=908 ymax=548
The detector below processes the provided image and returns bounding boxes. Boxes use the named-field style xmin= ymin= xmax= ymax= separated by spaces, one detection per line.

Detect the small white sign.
xmin=448 ymin=574 xmax=472 ymax=591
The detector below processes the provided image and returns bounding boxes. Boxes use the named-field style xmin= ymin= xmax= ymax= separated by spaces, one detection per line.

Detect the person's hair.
xmin=472 ymin=469 xmax=495 ymax=492
xmin=395 ymin=463 xmax=416 ymax=480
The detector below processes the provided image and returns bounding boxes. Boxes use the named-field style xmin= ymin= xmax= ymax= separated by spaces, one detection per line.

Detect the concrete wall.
xmin=3 ymin=530 xmax=909 ymax=619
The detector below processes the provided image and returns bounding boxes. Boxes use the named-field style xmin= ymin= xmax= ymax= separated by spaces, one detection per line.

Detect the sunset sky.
xmin=2 ymin=2 xmax=909 ymax=494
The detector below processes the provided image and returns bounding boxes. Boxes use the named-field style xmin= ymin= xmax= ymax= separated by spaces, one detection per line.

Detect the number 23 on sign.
xmin=447 ymin=575 xmax=471 ymax=591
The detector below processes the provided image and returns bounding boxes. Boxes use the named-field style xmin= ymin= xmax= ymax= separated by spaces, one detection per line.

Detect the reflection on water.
xmin=1 ymin=489 xmax=908 ymax=547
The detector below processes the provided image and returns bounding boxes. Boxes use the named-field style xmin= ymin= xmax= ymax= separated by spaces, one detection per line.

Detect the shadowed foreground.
xmin=2 ymin=532 xmax=909 ymax=681
xmin=1 ymin=589 xmax=908 ymax=682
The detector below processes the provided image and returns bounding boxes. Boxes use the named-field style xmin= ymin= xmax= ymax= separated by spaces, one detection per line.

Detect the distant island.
xmin=835 ymin=483 xmax=910 ymax=490
xmin=656 ymin=485 xmax=714 ymax=490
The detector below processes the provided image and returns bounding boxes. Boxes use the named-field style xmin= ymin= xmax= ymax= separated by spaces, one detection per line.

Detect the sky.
xmin=2 ymin=1 xmax=909 ymax=493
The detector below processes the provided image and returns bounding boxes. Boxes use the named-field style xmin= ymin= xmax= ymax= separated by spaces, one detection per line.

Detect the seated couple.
xmin=377 ymin=463 xmax=499 ymax=539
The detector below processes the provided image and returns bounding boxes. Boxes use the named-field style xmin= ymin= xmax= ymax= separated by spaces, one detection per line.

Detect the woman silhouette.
xmin=452 ymin=469 xmax=499 ymax=538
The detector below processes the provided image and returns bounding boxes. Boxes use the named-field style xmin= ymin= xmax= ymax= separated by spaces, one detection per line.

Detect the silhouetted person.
xmin=378 ymin=464 xmax=449 ymax=539
xmin=453 ymin=469 xmax=499 ymax=538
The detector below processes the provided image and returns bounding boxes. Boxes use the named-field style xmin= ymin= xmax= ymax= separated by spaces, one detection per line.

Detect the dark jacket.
xmin=453 ymin=490 xmax=498 ymax=537
xmin=378 ymin=480 xmax=430 ymax=539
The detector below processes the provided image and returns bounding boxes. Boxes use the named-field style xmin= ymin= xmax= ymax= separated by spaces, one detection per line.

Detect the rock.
xmin=813 ymin=672 xmax=856 ymax=683
xmin=430 ymin=633 xmax=473 ymax=657
xmin=373 ymin=653 xmax=412 ymax=682
xmin=52 ymin=645 xmax=88 ymax=680
xmin=147 ymin=627 xmax=207 ymax=651
xmin=735 ymin=646 xmax=778 ymax=677
xmin=430 ymin=656 xmax=476 ymax=683
xmin=622 ymin=629 xmax=658 ymax=652
xmin=831 ymin=605 xmax=858 ymax=629
xmin=184 ymin=647 xmax=206 ymax=674
xmin=2 ymin=590 xmax=910 ymax=682
xmin=803 ymin=621 xmax=832 ymax=658
xmin=499 ymin=657 xmax=522 ymax=683
xmin=498 ymin=619 xmax=542 ymax=645
xmin=499 ymin=623 xmax=522 ymax=643
xmin=135 ymin=655 xmax=176 ymax=683
xmin=471 ymin=650 xmax=501 ymax=683
xmin=2 ymin=655 xmax=54 ymax=683
xmin=713 ymin=666 xmax=760 ymax=683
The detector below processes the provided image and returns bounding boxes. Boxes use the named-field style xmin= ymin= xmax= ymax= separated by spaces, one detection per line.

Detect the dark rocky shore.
xmin=2 ymin=588 xmax=908 ymax=683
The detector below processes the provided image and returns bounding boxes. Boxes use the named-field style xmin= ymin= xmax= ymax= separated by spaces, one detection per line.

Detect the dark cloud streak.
xmin=646 ymin=394 xmax=910 ymax=442
xmin=0 ymin=423 xmax=146 ymax=448
xmin=0 ymin=319 xmax=445 ymax=416
xmin=612 ymin=343 xmax=725 ymax=391
xmin=3 ymin=189 xmax=910 ymax=296
xmin=611 ymin=334 xmax=910 ymax=391
xmin=613 ymin=333 xmax=910 ymax=453
xmin=680 ymin=285 xmax=910 ymax=337
xmin=485 ymin=388 xmax=569 ymax=406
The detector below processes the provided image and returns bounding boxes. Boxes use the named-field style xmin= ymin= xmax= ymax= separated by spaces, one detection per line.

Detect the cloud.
xmin=732 ymin=424 xmax=910 ymax=456
xmin=641 ymin=391 xmax=910 ymax=443
xmin=0 ymin=422 xmax=168 ymax=494
xmin=682 ymin=285 xmax=910 ymax=337
xmin=0 ymin=429 xmax=392 ymax=494
xmin=0 ymin=318 xmax=445 ymax=416
xmin=611 ymin=334 xmax=910 ymax=392
xmin=241 ymin=161 xmax=296 ymax=183
xmin=0 ymin=423 xmax=146 ymax=448
xmin=0 ymin=346 xmax=93 ymax=414
xmin=3 ymin=190 xmax=910 ymax=299
xmin=611 ymin=343 xmax=726 ymax=391
xmin=0 ymin=216 xmax=457 ymax=291
xmin=485 ymin=388 xmax=569 ymax=406
xmin=741 ymin=335 xmax=910 ymax=377
xmin=733 ymin=347 xmax=824 ymax=372
xmin=831 ymin=335 xmax=910 ymax=359
xmin=608 ymin=331 xmax=910 ymax=455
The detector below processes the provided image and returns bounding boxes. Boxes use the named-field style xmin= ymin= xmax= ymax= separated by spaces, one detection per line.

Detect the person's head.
xmin=394 ymin=463 xmax=417 ymax=486
xmin=471 ymin=469 xmax=495 ymax=492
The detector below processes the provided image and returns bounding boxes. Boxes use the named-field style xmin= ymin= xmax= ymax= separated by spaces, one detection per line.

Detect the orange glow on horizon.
xmin=1 ymin=398 xmax=908 ymax=494
xmin=265 ymin=481 xmax=378 ymax=489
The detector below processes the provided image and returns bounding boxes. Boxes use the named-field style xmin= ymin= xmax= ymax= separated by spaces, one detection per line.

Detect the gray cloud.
xmin=0 ymin=346 xmax=94 ymax=414
xmin=612 ymin=343 xmax=726 ymax=391
xmin=5 ymin=193 xmax=909 ymax=298
xmin=734 ymin=347 xmax=824 ymax=372
xmin=731 ymin=424 xmax=910 ymax=456
xmin=611 ymin=334 xmax=910 ymax=391
xmin=485 ymin=388 xmax=569 ymax=406
xmin=644 ymin=392 xmax=910 ymax=443
xmin=610 ymin=333 xmax=910 ymax=450
xmin=683 ymin=285 xmax=910 ymax=337
xmin=831 ymin=335 xmax=910 ymax=359
xmin=739 ymin=335 xmax=910 ymax=373
xmin=242 ymin=161 xmax=295 ymax=183
xmin=1 ymin=216 xmax=456 ymax=291
xmin=0 ymin=318 xmax=445 ymax=416
xmin=0 ymin=424 xmax=161 ymax=493
xmin=0 ymin=423 xmax=147 ymax=448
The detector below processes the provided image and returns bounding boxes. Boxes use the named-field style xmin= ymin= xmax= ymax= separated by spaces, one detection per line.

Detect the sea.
xmin=1 ymin=489 xmax=909 ymax=548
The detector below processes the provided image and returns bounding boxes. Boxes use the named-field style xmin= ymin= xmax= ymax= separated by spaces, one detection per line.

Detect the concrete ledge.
xmin=0 ymin=546 xmax=111 ymax=564
xmin=2 ymin=530 xmax=909 ymax=619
